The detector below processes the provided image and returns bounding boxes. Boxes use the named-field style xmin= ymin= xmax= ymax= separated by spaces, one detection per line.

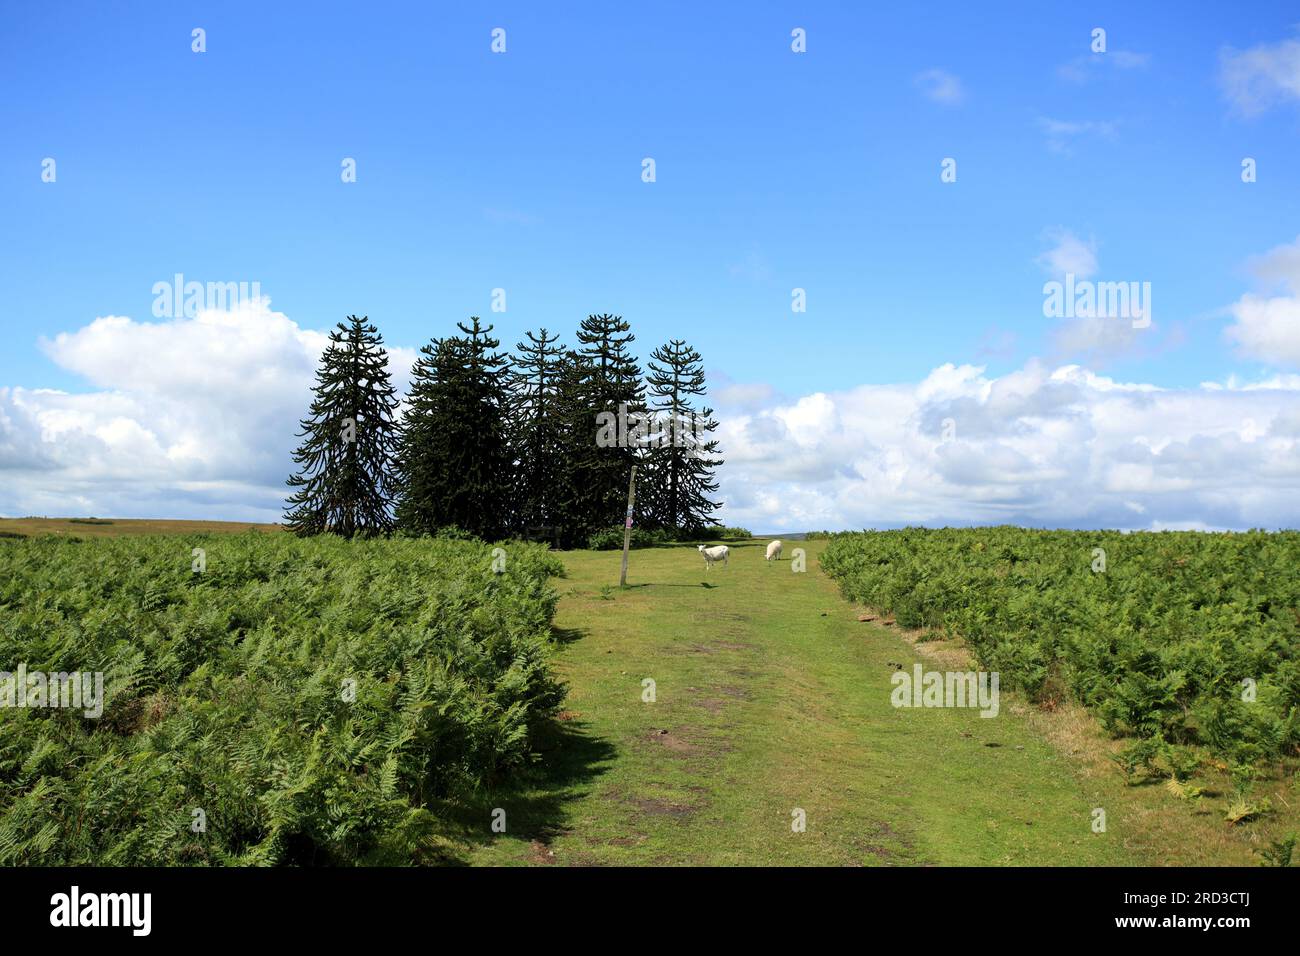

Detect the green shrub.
xmin=1260 ymin=834 xmax=1296 ymax=866
xmin=0 ymin=533 xmax=566 ymax=865
xmin=586 ymin=526 xmax=673 ymax=550
xmin=432 ymin=525 xmax=483 ymax=542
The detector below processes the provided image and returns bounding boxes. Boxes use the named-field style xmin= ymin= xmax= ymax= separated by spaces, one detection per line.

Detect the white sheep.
xmin=765 ymin=539 xmax=783 ymax=561
xmin=698 ymin=544 xmax=729 ymax=570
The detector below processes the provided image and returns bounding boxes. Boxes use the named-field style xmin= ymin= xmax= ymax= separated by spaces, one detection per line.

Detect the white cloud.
xmin=1225 ymin=295 xmax=1300 ymax=367
xmin=2 ymin=300 xmax=414 ymax=522
xmin=1220 ymin=37 xmax=1300 ymax=116
xmin=914 ymin=69 xmax=965 ymax=105
xmin=1244 ymin=234 xmax=1300 ymax=293
xmin=41 ymin=301 xmax=330 ymax=403
xmin=1036 ymin=228 xmax=1098 ymax=279
xmin=716 ymin=363 xmax=1300 ymax=533
xmin=1225 ymin=236 xmax=1300 ymax=367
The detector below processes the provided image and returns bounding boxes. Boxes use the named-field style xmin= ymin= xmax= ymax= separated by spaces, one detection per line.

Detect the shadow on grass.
xmin=668 ymin=538 xmax=764 ymax=549
xmin=427 ymin=719 xmax=618 ymax=865
xmin=418 ymin=620 xmax=616 ymax=865
xmin=550 ymin=625 xmax=586 ymax=647
xmin=620 ymin=582 xmax=718 ymax=590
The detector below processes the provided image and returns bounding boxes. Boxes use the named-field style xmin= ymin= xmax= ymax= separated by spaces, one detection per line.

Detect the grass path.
xmin=459 ymin=539 xmax=1161 ymax=866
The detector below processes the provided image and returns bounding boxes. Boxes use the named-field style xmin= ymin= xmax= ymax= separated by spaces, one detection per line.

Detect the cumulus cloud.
xmin=1220 ymin=37 xmax=1300 ymax=116
xmin=1225 ymin=235 xmax=1300 ymax=367
xmin=1225 ymin=296 xmax=1300 ymax=367
xmin=914 ymin=69 xmax=965 ymax=105
xmin=1036 ymin=228 xmax=1098 ymax=279
xmin=714 ymin=363 xmax=1300 ymax=533
xmin=1 ymin=300 xmax=415 ymax=521
xmin=1243 ymin=234 xmax=1300 ymax=293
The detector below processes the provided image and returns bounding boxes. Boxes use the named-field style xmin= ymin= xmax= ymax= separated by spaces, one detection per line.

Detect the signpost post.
xmin=619 ymin=464 xmax=637 ymax=588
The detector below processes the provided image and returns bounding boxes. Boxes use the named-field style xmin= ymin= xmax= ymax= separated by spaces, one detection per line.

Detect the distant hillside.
xmin=0 ymin=518 xmax=823 ymax=542
xmin=0 ymin=517 xmax=282 ymax=539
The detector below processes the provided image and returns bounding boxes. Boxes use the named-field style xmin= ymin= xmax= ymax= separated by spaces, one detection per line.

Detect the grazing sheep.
xmin=765 ymin=539 xmax=783 ymax=562
xmin=698 ymin=544 xmax=729 ymax=570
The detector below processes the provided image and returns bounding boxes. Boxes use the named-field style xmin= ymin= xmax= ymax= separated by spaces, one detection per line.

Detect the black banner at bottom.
xmin=0 ymin=865 xmax=1280 ymax=940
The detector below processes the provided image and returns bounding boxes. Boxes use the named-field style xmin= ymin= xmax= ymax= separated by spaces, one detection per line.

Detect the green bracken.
xmin=0 ymin=533 xmax=566 ymax=865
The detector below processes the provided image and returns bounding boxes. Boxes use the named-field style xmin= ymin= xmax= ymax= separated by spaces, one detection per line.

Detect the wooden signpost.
xmin=619 ymin=464 xmax=637 ymax=587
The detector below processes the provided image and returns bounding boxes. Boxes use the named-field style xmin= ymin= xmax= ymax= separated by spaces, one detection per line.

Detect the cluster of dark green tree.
xmin=285 ymin=314 xmax=723 ymax=546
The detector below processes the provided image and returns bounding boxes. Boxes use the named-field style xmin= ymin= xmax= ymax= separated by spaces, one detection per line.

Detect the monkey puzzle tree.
xmin=284 ymin=315 xmax=400 ymax=537
xmin=548 ymin=348 xmax=601 ymax=547
xmin=640 ymin=339 xmax=723 ymax=535
xmin=509 ymin=328 xmax=568 ymax=539
xmin=575 ymin=313 xmax=645 ymax=530
xmin=395 ymin=317 xmax=512 ymax=538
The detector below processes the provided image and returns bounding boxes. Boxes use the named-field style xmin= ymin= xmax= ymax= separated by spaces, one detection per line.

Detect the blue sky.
xmin=3 ymin=1 xmax=1300 ymax=529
